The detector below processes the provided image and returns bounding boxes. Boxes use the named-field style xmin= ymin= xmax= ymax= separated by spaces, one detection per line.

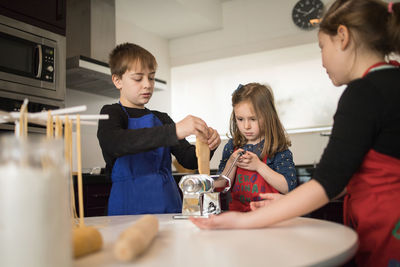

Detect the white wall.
xmin=171 ymin=42 xmax=344 ymax=135
xmin=169 ymin=0 xmax=331 ymax=66
xmin=209 ymin=132 xmax=330 ymax=171
xmin=171 ymin=42 xmax=344 ymax=168
xmin=115 ymin=11 xmax=172 ymax=113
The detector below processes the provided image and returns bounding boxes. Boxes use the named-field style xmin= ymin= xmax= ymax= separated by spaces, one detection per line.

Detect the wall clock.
xmin=292 ymin=0 xmax=324 ymax=30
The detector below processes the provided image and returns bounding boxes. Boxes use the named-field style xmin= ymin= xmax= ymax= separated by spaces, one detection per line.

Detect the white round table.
xmin=74 ymin=214 xmax=358 ymax=267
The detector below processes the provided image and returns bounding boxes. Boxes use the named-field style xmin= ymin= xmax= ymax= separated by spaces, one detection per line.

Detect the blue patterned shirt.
xmin=217 ymin=139 xmax=298 ymax=191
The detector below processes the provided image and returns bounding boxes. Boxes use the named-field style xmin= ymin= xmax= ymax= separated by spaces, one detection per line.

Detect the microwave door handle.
xmin=35 ymin=44 xmax=43 ymax=78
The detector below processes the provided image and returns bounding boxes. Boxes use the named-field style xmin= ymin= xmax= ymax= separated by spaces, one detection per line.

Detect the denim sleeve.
xmin=217 ymin=139 xmax=234 ymax=174
xmin=270 ymin=149 xmax=297 ymax=191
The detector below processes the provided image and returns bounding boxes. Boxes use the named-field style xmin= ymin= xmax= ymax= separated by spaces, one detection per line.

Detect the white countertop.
xmin=74 ymin=214 xmax=358 ymax=267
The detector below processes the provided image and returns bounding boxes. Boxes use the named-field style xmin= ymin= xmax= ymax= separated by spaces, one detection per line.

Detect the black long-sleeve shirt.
xmin=313 ymin=68 xmax=400 ymax=199
xmin=97 ymin=103 xmax=206 ymax=178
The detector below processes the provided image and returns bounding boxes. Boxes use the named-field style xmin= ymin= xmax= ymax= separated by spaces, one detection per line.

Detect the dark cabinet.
xmin=305 ymin=199 xmax=344 ymax=224
xmin=0 ymin=0 xmax=66 ymax=35
xmin=73 ymin=174 xmax=111 ymax=217
xmin=73 ymin=173 xmax=184 ymax=217
xmin=296 ymin=165 xmax=344 ymax=224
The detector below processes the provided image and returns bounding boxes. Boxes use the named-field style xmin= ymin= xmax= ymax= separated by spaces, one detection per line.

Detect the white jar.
xmin=0 ymin=135 xmax=72 ymax=267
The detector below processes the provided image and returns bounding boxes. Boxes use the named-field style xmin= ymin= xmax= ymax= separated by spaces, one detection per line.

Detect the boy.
xmin=97 ymin=43 xmax=220 ymax=215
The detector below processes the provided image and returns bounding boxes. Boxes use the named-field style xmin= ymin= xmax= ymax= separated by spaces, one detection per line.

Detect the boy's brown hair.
xmin=109 ymin=43 xmax=158 ymax=78
xmin=230 ymin=83 xmax=291 ymax=159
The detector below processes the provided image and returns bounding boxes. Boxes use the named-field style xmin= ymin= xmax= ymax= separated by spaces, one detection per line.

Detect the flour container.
xmin=0 ymin=135 xmax=72 ymax=267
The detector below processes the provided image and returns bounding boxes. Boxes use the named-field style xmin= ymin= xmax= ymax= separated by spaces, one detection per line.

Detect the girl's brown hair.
xmin=230 ymin=83 xmax=291 ymax=159
xmin=109 ymin=43 xmax=157 ymax=78
xmin=319 ymin=0 xmax=400 ymax=56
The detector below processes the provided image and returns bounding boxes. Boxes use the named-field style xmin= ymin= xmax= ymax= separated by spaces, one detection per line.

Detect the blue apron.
xmin=107 ymin=105 xmax=182 ymax=215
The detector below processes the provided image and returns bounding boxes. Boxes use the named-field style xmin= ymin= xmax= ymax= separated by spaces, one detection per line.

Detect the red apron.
xmin=229 ymin=155 xmax=279 ymax=212
xmin=344 ymin=149 xmax=400 ymax=267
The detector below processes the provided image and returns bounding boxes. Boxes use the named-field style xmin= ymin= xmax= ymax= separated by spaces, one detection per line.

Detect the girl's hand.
xmin=189 ymin=211 xmax=244 ymax=229
xmin=250 ymin=193 xmax=285 ymax=211
xmin=236 ymin=151 xmax=261 ymax=171
xmin=207 ymin=127 xmax=221 ymax=150
xmin=226 ymin=149 xmax=245 ymax=167
xmin=231 ymin=148 xmax=245 ymax=160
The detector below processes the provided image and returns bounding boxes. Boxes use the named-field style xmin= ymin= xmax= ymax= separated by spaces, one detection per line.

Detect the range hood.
xmin=66 ymin=0 xmax=166 ymax=98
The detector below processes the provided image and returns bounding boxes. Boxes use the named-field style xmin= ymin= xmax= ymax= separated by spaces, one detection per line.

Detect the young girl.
xmin=217 ymin=83 xmax=297 ymax=212
xmin=191 ymin=1 xmax=400 ymax=266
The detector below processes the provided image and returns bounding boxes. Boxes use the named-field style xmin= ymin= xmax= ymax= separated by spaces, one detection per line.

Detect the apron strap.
xmin=118 ymin=102 xmax=130 ymax=117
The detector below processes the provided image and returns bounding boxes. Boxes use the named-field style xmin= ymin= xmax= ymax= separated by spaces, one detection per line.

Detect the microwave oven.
xmin=0 ymin=14 xmax=66 ymax=102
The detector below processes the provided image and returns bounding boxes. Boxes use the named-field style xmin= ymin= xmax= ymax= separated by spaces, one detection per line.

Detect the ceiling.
xmin=116 ymin=0 xmax=231 ymax=39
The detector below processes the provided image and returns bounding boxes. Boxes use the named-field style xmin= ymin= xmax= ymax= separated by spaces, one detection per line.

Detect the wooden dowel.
xmin=57 ymin=114 xmax=109 ymax=120
xmin=30 ymin=105 xmax=87 ymax=119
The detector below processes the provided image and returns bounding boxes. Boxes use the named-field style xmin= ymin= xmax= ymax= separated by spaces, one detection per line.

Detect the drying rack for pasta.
xmin=0 ymin=99 xmax=108 ymax=258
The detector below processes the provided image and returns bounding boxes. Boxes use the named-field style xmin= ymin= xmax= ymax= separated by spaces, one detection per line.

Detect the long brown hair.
xmin=109 ymin=43 xmax=158 ymax=78
xmin=230 ymin=83 xmax=291 ymax=159
xmin=319 ymin=0 xmax=400 ymax=56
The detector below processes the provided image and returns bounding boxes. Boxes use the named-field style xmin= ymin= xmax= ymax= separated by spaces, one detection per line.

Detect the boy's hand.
xmin=250 ymin=193 xmax=284 ymax=211
xmin=207 ymin=127 xmax=221 ymax=150
xmin=236 ymin=151 xmax=262 ymax=171
xmin=176 ymin=115 xmax=209 ymax=140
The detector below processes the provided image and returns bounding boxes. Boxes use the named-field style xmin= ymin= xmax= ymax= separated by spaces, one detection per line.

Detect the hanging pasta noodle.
xmin=76 ymin=115 xmax=84 ymax=226
xmin=18 ymin=100 xmax=28 ymax=138
xmin=46 ymin=111 xmax=53 ymax=138
xmin=23 ymin=107 xmax=27 ymax=138
xmin=55 ymin=116 xmax=62 ymax=139
xmin=64 ymin=116 xmax=78 ymax=224
xmin=72 ymin=115 xmax=103 ymax=258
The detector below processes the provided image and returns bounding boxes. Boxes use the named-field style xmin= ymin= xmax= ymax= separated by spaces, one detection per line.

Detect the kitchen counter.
xmin=74 ymin=214 xmax=358 ymax=267
xmin=74 ymin=169 xmax=345 ymax=224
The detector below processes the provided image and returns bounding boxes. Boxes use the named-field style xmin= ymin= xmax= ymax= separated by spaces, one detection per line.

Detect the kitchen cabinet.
xmin=72 ymin=172 xmax=206 ymax=217
xmin=73 ymin=174 xmax=111 ymax=217
xmin=306 ymin=199 xmax=344 ymax=224
xmin=296 ymin=165 xmax=344 ymax=224
xmin=0 ymin=0 xmax=66 ymax=35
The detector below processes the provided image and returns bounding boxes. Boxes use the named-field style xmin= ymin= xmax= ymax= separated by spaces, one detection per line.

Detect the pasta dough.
xmin=114 ymin=215 xmax=159 ymax=262
xmin=73 ymin=226 xmax=103 ymax=258
xmin=195 ymin=138 xmax=210 ymax=175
